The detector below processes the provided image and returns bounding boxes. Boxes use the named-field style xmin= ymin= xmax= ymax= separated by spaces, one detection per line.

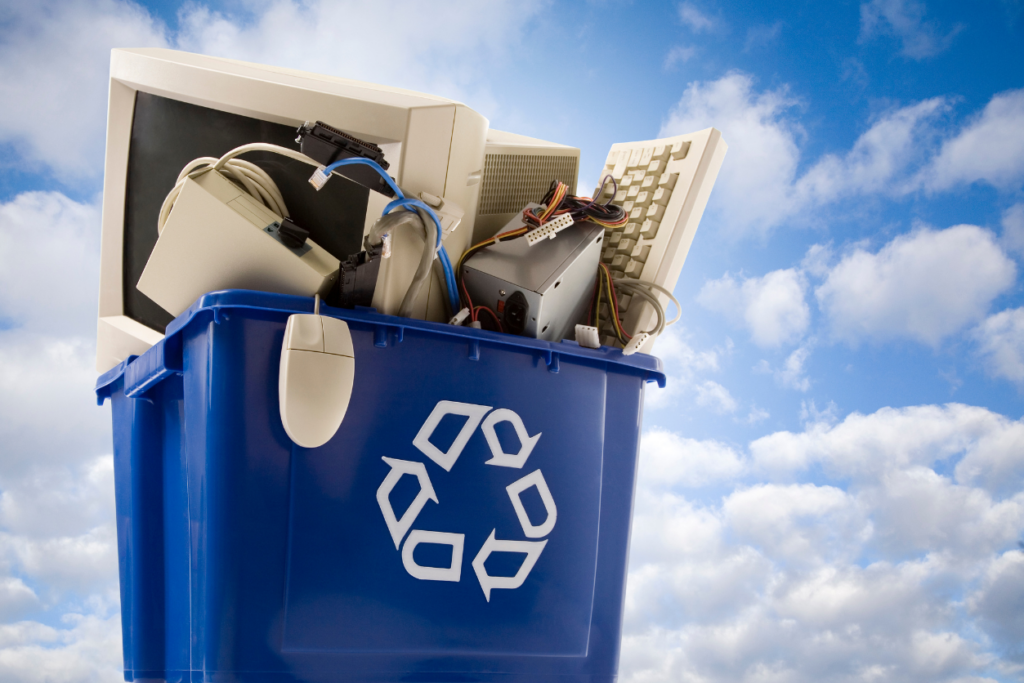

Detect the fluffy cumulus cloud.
xmin=816 ymin=225 xmax=1016 ymax=346
xmin=698 ymin=268 xmax=810 ymax=347
xmin=973 ymin=307 xmax=1024 ymax=384
xmin=920 ymin=88 xmax=1024 ymax=192
xmin=859 ymin=0 xmax=962 ymax=59
xmin=622 ymin=402 xmax=1024 ymax=682
xmin=661 ymin=74 xmax=1024 ymax=236
xmin=0 ymin=0 xmax=168 ymax=181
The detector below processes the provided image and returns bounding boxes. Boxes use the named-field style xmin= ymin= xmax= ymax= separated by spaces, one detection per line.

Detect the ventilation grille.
xmin=478 ymin=154 xmax=578 ymax=215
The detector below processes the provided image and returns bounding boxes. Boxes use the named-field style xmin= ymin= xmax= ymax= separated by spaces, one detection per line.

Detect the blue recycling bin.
xmin=95 ymin=290 xmax=665 ymax=683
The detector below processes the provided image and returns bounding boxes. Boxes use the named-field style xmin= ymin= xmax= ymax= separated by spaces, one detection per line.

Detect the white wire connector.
xmin=575 ymin=324 xmax=601 ymax=349
xmin=449 ymin=307 xmax=471 ymax=325
xmin=308 ymin=166 xmax=330 ymax=190
xmin=622 ymin=332 xmax=651 ymax=356
xmin=525 ymin=213 xmax=575 ymax=246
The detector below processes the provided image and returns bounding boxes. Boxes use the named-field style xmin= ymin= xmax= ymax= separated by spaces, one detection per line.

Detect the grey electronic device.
xmin=462 ymin=204 xmax=604 ymax=342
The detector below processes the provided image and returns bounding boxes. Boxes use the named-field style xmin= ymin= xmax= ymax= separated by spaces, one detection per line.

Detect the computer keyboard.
xmin=591 ymin=128 xmax=727 ymax=352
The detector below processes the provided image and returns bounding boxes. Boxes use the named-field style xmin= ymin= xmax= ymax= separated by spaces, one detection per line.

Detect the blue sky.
xmin=0 ymin=0 xmax=1022 ymax=681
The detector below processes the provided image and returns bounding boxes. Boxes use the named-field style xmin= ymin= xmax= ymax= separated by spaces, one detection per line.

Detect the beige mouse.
xmin=278 ymin=299 xmax=355 ymax=448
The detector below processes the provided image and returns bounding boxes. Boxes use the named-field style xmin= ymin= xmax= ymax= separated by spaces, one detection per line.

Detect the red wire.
xmin=474 ymin=306 xmax=503 ymax=332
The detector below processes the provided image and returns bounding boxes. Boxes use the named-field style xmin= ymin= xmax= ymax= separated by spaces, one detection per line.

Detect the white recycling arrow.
xmin=471 ymin=530 xmax=548 ymax=602
xmin=376 ymin=457 xmax=438 ymax=549
xmin=412 ymin=400 xmax=492 ymax=471
xmin=481 ymin=409 xmax=541 ymax=469
xmin=506 ymin=470 xmax=557 ymax=538
xmin=401 ymin=530 xmax=465 ymax=582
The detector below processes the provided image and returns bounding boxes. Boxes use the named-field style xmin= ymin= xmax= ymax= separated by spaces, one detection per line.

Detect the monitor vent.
xmin=478 ymin=154 xmax=578 ymax=215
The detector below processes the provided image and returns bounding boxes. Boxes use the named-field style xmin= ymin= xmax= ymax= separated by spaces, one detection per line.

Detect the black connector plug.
xmin=504 ymin=291 xmax=529 ymax=335
xmin=296 ymin=121 xmax=395 ymax=197
xmin=333 ymin=244 xmax=383 ymax=309
xmin=277 ymin=218 xmax=309 ymax=250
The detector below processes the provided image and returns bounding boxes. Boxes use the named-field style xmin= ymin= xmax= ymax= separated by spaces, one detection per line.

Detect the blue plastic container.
xmin=95 ymin=290 xmax=665 ymax=683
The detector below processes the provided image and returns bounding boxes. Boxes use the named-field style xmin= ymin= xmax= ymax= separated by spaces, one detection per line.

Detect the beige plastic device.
xmin=137 ymin=169 xmax=339 ymax=317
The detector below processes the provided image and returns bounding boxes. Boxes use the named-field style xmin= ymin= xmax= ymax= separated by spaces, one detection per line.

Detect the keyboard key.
xmin=608 ymin=231 xmax=622 ymax=247
xmin=634 ymin=191 xmax=653 ymax=207
xmin=602 ymin=247 xmax=616 ymax=261
xmin=622 ymin=200 xmax=635 ymax=214
xmin=610 ymin=254 xmax=629 ymax=271
xmin=617 ymin=238 xmax=636 ymax=254
xmin=646 ymin=204 xmax=666 ymax=221
xmin=629 ymin=206 xmax=646 ymax=222
xmin=625 ymin=259 xmax=645 ymax=278
xmin=641 ymin=219 xmax=660 ymax=239
xmin=622 ymin=223 xmax=641 ymax=239
xmin=658 ymin=173 xmax=678 ymax=190
xmin=618 ymin=293 xmax=631 ymax=312
xmin=647 ymin=159 xmax=666 ymax=175
xmin=640 ymin=147 xmax=654 ymax=167
xmin=641 ymin=175 xmax=657 ymax=191
xmin=619 ymin=175 xmax=634 ymax=188
xmin=627 ymin=148 xmax=643 ymax=168
xmin=670 ymin=140 xmax=691 ymax=159
xmin=652 ymin=187 xmax=672 ymax=206
xmin=652 ymin=145 xmax=670 ymax=161
xmin=631 ymin=170 xmax=646 ymax=183
xmin=613 ymin=189 xmax=628 ymax=203
xmin=631 ymin=244 xmax=652 ymax=262
xmin=626 ymin=185 xmax=640 ymax=199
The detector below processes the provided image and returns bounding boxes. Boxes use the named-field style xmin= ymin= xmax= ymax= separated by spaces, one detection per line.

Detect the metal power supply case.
xmin=94 ymin=290 xmax=664 ymax=683
xmin=462 ymin=209 xmax=604 ymax=342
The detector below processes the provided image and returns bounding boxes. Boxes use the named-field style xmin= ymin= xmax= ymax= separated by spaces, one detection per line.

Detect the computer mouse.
xmin=278 ymin=310 xmax=355 ymax=448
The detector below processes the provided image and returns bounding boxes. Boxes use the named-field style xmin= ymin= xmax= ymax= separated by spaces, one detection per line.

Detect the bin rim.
xmin=94 ymin=289 xmax=667 ymax=398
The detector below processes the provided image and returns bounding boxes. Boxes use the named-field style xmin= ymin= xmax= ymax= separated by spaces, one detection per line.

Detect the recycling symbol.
xmin=375 ymin=400 xmax=558 ymax=601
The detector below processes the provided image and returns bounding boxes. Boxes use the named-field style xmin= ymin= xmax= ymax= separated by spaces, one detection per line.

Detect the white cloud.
xmin=694 ymin=380 xmax=738 ymax=414
xmin=698 ymin=268 xmax=810 ymax=347
xmin=816 ymin=225 xmax=1016 ymax=346
xmin=175 ymin=0 xmax=546 ymax=113
xmin=0 ymin=0 xmax=168 ymax=181
xmin=724 ymin=483 xmax=870 ymax=566
xmin=860 ymin=0 xmax=962 ymax=59
xmin=968 ymin=551 xmax=1024 ymax=660
xmin=0 ymin=192 xmax=101 ymax=337
xmin=775 ymin=342 xmax=813 ymax=391
xmin=677 ymin=2 xmax=716 ymax=32
xmin=750 ymin=403 xmax=1024 ymax=500
xmin=639 ymin=430 xmax=745 ymax=489
xmin=794 ymin=97 xmax=947 ymax=201
xmin=660 ymin=73 xmax=803 ymax=236
xmin=920 ymin=89 xmax=1024 ymax=191
xmin=1000 ymin=203 xmax=1024 ymax=255
xmin=744 ymin=21 xmax=784 ymax=51
xmin=0 ymin=613 xmax=123 ymax=683
xmin=663 ymin=45 xmax=697 ymax=70
xmin=973 ymin=307 xmax=1024 ymax=384
xmin=643 ymin=327 xmax=726 ymax=410
xmin=622 ymin=403 xmax=1024 ymax=682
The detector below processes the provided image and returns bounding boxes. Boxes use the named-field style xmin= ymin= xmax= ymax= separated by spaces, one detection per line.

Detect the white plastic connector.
xmin=575 ymin=324 xmax=601 ymax=349
xmin=449 ymin=307 xmax=471 ymax=325
xmin=622 ymin=332 xmax=651 ymax=356
xmin=381 ymin=232 xmax=392 ymax=258
xmin=309 ymin=166 xmax=330 ymax=190
xmin=525 ymin=213 xmax=574 ymax=246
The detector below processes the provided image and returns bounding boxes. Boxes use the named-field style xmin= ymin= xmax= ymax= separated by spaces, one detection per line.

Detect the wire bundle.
xmin=588 ymin=264 xmax=681 ymax=345
xmin=523 ymin=177 xmax=628 ymax=230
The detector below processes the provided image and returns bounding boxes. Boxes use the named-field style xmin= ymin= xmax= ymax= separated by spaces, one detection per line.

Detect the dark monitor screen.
xmin=123 ymin=92 xmax=369 ymax=333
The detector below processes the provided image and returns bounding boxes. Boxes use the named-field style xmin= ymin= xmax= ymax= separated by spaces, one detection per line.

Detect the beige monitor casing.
xmin=98 ymin=48 xmax=493 ymax=372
